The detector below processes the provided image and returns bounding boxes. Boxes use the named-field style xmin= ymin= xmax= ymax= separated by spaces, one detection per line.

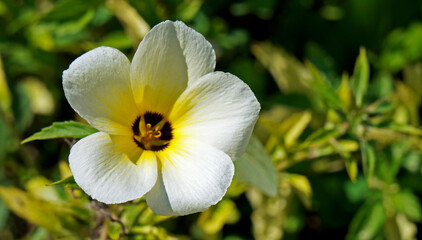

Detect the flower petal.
xmin=130 ymin=21 xmax=188 ymax=115
xmin=69 ymin=132 xmax=157 ymax=204
xmin=63 ymin=46 xmax=138 ymax=135
xmin=173 ymin=21 xmax=216 ymax=84
xmin=145 ymin=140 xmax=234 ymax=215
xmin=169 ymin=72 xmax=260 ymax=160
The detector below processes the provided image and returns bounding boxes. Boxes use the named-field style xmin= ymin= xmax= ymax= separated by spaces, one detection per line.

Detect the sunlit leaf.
xmin=337 ymin=73 xmax=352 ymax=111
xmin=283 ymin=111 xmax=312 ymax=148
xmin=19 ymin=77 xmax=55 ymax=115
xmin=108 ymin=221 xmax=122 ymax=240
xmin=197 ymin=199 xmax=240 ymax=235
xmin=22 ymin=121 xmax=98 ymax=143
xmin=0 ymin=186 xmax=71 ymax=237
xmin=27 ymin=24 xmax=55 ymax=51
xmin=251 ymin=42 xmax=312 ymax=94
xmin=387 ymin=124 xmax=422 ymax=136
xmin=299 ymin=128 xmax=342 ymax=149
xmin=395 ymin=213 xmax=418 ymax=240
xmin=396 ymin=81 xmax=419 ymax=126
xmin=287 ymin=174 xmax=312 ymax=208
xmin=235 ymin=135 xmax=278 ymax=196
xmin=352 ymin=47 xmax=369 ymax=107
xmin=26 ymin=177 xmax=63 ymax=203
xmin=403 ymin=63 xmax=422 ymax=106
xmin=106 ymin=0 xmax=150 ymax=44
xmin=345 ymin=158 xmax=358 ymax=182
xmin=176 ymin=0 xmax=203 ymax=21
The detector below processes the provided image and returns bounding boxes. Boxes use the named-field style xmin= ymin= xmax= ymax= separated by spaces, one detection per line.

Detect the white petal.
xmin=145 ymin=140 xmax=234 ymax=215
xmin=130 ymin=21 xmax=188 ymax=115
xmin=169 ymin=72 xmax=260 ymax=160
xmin=63 ymin=46 xmax=138 ymax=135
xmin=173 ymin=21 xmax=216 ymax=84
xmin=69 ymin=132 xmax=157 ymax=204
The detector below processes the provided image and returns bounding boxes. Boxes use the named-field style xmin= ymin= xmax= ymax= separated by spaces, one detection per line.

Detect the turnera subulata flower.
xmin=63 ymin=20 xmax=260 ymax=215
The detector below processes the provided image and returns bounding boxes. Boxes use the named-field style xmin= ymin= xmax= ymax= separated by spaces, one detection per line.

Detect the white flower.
xmin=62 ymin=20 xmax=260 ymax=216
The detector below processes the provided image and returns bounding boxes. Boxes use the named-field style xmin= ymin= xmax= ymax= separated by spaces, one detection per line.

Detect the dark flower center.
xmin=132 ymin=112 xmax=173 ymax=151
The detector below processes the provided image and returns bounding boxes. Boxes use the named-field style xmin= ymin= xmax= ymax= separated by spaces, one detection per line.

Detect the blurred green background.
xmin=1 ymin=0 xmax=422 ymax=239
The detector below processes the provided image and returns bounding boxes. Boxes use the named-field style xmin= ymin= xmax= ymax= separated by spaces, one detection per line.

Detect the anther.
xmin=154 ymin=131 xmax=162 ymax=138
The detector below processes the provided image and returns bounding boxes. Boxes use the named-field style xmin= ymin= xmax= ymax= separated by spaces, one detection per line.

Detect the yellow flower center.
xmin=132 ymin=112 xmax=173 ymax=151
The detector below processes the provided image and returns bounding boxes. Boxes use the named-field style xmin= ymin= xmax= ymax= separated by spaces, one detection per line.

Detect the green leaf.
xmin=305 ymin=60 xmax=342 ymax=109
xmin=48 ymin=176 xmax=79 ymax=189
xmin=108 ymin=222 xmax=122 ymax=240
xmin=0 ymin=198 xmax=8 ymax=229
xmin=391 ymin=190 xmax=422 ymax=222
xmin=234 ymin=136 xmax=278 ymax=196
xmin=299 ymin=128 xmax=342 ymax=149
xmin=13 ymin=84 xmax=33 ymax=133
xmin=347 ymin=201 xmax=386 ymax=240
xmin=42 ymin=0 xmax=101 ymax=22
xmin=22 ymin=121 xmax=98 ymax=143
xmin=360 ymin=140 xmax=375 ymax=185
xmin=352 ymin=47 xmax=370 ymax=107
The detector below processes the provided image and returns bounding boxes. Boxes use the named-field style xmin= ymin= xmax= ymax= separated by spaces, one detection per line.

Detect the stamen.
xmin=132 ymin=112 xmax=173 ymax=151
xmin=154 ymin=131 xmax=162 ymax=138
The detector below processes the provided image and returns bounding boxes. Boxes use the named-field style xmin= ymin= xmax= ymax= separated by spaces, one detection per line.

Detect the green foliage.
xmin=22 ymin=121 xmax=98 ymax=143
xmin=1 ymin=0 xmax=422 ymax=239
xmin=234 ymin=135 xmax=278 ymax=196
xmin=352 ymin=47 xmax=370 ymax=108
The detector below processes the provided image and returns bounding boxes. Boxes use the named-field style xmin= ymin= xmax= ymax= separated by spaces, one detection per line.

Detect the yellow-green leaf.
xmin=345 ymin=158 xmax=359 ymax=182
xmin=197 ymin=199 xmax=240 ymax=235
xmin=283 ymin=111 xmax=312 ymax=147
xmin=0 ymin=56 xmax=11 ymax=112
xmin=352 ymin=47 xmax=370 ymax=107
xmin=337 ymin=72 xmax=352 ymax=111
xmin=287 ymin=174 xmax=312 ymax=208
